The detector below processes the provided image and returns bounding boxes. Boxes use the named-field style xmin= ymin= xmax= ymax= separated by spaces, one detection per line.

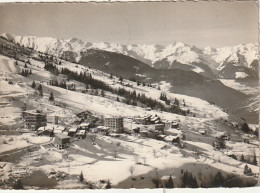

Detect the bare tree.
xmin=142 ymin=157 xmax=146 ymax=165
xmin=134 ymin=156 xmax=139 ymax=164
xmin=129 ymin=166 xmax=135 ymax=178
xmin=113 ymin=150 xmax=118 ymax=160
xmin=153 ymin=149 xmax=157 ymax=158
xmin=90 ymin=135 xmax=96 ymax=144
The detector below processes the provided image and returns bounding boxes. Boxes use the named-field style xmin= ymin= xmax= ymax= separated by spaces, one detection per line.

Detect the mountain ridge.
xmin=1 ymin=33 xmax=258 ymax=80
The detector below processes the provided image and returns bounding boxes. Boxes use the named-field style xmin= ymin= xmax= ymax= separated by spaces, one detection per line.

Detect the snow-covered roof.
xmin=110 ymin=133 xmax=120 ymax=137
xmin=80 ymin=123 xmax=90 ymax=127
xmin=69 ymin=127 xmax=78 ymax=132
xmin=24 ymin=110 xmax=45 ymax=116
xmin=37 ymin=127 xmax=45 ymax=132
xmin=140 ymin=129 xmax=149 ymax=133
xmin=161 ymin=175 xmax=176 ymax=180
xmin=135 ymin=117 xmax=145 ymax=120
xmin=38 ymin=124 xmax=64 ymax=132
xmin=164 ymin=136 xmax=178 ymax=142
xmin=62 ymin=132 xmax=68 ymax=136
xmin=76 ymin=130 xmax=86 ymax=135
xmin=55 ymin=134 xmax=70 ymax=139
xmin=144 ymin=114 xmax=152 ymax=119
xmin=158 ymin=135 xmax=166 ymax=138
xmin=37 ymin=127 xmax=53 ymax=131
xmin=154 ymin=120 xmax=160 ymax=124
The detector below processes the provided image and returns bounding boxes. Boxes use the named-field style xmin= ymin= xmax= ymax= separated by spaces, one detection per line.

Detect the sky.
xmin=0 ymin=1 xmax=258 ymax=48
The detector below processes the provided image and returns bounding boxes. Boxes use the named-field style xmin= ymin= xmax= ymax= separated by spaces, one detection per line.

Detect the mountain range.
xmin=1 ymin=33 xmax=258 ymax=80
xmin=0 ymin=33 xmax=258 ymax=123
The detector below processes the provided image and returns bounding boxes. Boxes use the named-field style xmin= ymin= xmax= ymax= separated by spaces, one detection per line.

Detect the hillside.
xmin=77 ymin=48 xmax=247 ymax=117
xmin=0 ymin=36 xmax=255 ymax=123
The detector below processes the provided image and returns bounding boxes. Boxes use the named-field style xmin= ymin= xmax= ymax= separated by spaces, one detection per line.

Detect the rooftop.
xmin=24 ymin=110 xmax=46 ymax=116
xmin=55 ymin=134 xmax=70 ymax=140
xmin=80 ymin=123 xmax=90 ymax=127
xmin=76 ymin=130 xmax=86 ymax=135
xmin=69 ymin=127 xmax=78 ymax=132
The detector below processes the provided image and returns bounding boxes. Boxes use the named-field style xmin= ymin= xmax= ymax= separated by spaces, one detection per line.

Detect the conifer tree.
xmin=101 ymin=89 xmax=105 ymax=97
xmin=213 ymin=171 xmax=224 ymax=187
xmin=105 ymin=180 xmax=111 ymax=189
xmin=13 ymin=179 xmax=23 ymax=189
xmin=49 ymin=92 xmax=54 ymax=101
xmin=38 ymin=84 xmax=43 ymax=97
xmin=241 ymin=122 xmax=250 ymax=133
xmin=79 ymin=171 xmax=84 ymax=182
xmin=166 ymin=175 xmax=174 ymax=188
xmin=252 ymin=152 xmax=257 ymax=166
xmin=241 ymin=154 xmax=245 ymax=162
xmin=31 ymin=80 xmax=36 ymax=88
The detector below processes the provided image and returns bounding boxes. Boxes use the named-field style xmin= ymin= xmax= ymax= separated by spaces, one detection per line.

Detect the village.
xmin=22 ymin=109 xmax=185 ymax=150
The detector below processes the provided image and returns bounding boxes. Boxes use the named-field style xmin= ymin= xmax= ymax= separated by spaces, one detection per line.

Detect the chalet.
xmin=134 ymin=117 xmax=147 ymax=125
xmin=38 ymin=124 xmax=65 ymax=135
xmin=68 ymin=127 xmax=78 ymax=137
xmin=172 ymin=121 xmax=179 ymax=129
xmin=150 ymin=115 xmax=160 ymax=124
xmin=53 ymin=125 xmax=66 ymax=134
xmin=164 ymin=128 xmax=183 ymax=138
xmin=90 ymin=128 xmax=98 ymax=133
xmin=23 ymin=110 xmax=47 ymax=130
xmin=165 ymin=121 xmax=179 ymax=130
xmin=146 ymin=124 xmax=164 ymax=134
xmin=109 ymin=133 xmax=120 ymax=138
xmin=78 ymin=122 xmax=90 ymax=130
xmin=132 ymin=127 xmax=140 ymax=133
xmin=164 ymin=136 xmax=180 ymax=144
xmin=134 ymin=114 xmax=162 ymax=125
xmin=75 ymin=130 xmax=86 ymax=139
xmin=54 ymin=134 xmax=70 ymax=149
xmin=220 ymin=134 xmax=230 ymax=140
xmin=37 ymin=128 xmax=53 ymax=137
xmin=156 ymin=134 xmax=166 ymax=141
xmin=198 ymin=129 xmax=206 ymax=135
xmin=140 ymin=129 xmax=149 ymax=137
xmin=97 ymin=126 xmax=107 ymax=132
xmin=98 ymin=126 xmax=109 ymax=135
xmin=154 ymin=124 xmax=164 ymax=132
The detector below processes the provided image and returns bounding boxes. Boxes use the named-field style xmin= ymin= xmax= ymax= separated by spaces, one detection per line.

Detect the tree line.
xmin=44 ymin=62 xmax=188 ymax=116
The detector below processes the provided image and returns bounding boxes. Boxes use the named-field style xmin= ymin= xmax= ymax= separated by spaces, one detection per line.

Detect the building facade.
xmin=23 ymin=110 xmax=47 ymax=130
xmin=54 ymin=134 xmax=70 ymax=149
xmin=47 ymin=115 xmax=59 ymax=124
xmin=104 ymin=117 xmax=124 ymax=132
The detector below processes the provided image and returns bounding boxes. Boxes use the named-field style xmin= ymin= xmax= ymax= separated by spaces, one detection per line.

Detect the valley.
xmin=0 ymin=34 xmax=259 ymax=189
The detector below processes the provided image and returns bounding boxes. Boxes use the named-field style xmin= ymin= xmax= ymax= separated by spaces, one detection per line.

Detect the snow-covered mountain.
xmin=1 ymin=33 xmax=258 ymax=79
xmin=203 ymin=43 xmax=258 ymax=79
